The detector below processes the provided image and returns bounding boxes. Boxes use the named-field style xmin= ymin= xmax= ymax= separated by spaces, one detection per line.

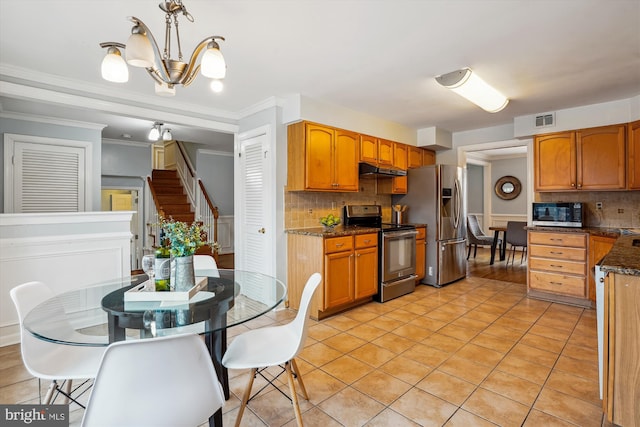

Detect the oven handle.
xmin=383 ymin=230 xmax=418 ymax=239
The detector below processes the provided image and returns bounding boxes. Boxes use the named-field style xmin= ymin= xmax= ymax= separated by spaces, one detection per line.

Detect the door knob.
xmin=258 ymin=228 xmax=265 ymax=234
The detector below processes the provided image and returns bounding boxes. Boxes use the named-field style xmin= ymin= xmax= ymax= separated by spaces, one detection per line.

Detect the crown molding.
xmin=102 ymin=138 xmax=152 ymax=147
xmin=0 ymin=109 xmax=106 ymax=130
xmin=237 ymin=96 xmax=285 ymax=119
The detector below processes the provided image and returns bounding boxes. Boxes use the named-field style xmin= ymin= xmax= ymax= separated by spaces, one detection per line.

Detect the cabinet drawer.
xmin=416 ymin=227 xmax=426 ymax=240
xmin=529 ymin=244 xmax=586 ymax=262
xmin=529 ymin=231 xmax=586 ymax=248
xmin=325 ymin=236 xmax=353 ymax=254
xmin=529 ymin=271 xmax=586 ymax=297
xmin=529 ymin=257 xmax=586 ymax=275
xmin=355 ymin=233 xmax=377 ymax=249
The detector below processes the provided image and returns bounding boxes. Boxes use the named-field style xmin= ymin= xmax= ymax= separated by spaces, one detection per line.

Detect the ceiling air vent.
xmin=535 ymin=113 xmax=555 ymax=128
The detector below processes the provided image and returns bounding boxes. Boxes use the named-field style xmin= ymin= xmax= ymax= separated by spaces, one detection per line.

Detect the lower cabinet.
xmin=603 ymin=271 xmax=640 ymax=426
xmin=527 ymin=231 xmax=590 ymax=307
xmin=287 ymin=232 xmax=378 ymax=320
xmin=415 ymin=226 xmax=426 ymax=281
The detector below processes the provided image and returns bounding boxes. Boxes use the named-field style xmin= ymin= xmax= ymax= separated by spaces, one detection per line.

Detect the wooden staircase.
xmin=149 ymin=169 xmax=214 ymax=256
xmin=151 ymin=169 xmax=195 ymax=222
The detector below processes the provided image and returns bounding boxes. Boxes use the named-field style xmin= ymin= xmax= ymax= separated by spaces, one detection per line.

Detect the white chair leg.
xmin=291 ymin=359 xmax=309 ymax=400
xmin=235 ymin=368 xmax=257 ymax=427
xmin=43 ymin=380 xmax=58 ymax=405
xmin=285 ymin=362 xmax=304 ymax=427
xmin=62 ymin=380 xmax=72 ymax=404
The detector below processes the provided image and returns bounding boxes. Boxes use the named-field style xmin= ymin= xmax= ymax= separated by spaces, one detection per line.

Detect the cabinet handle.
xmin=571 ymin=183 xmax=576 ymax=187
xmin=550 ymin=238 xmax=563 ymax=242
xmin=335 ymin=243 xmax=344 ymax=248
xmin=550 ymin=251 xmax=563 ymax=255
xmin=550 ymin=264 xmax=563 ymax=268
xmin=363 ymin=239 xmax=371 ymax=244
xmin=550 ymin=281 xmax=564 ymax=286
xmin=356 ymin=253 xmax=361 ymax=257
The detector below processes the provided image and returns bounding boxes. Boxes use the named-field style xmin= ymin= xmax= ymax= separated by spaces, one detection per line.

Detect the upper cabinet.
xmin=378 ymin=139 xmax=394 ymax=166
xmin=359 ymin=135 xmax=378 ymax=164
xmin=628 ymin=120 xmax=640 ymax=190
xmin=534 ymin=124 xmax=626 ymax=191
xmin=287 ymin=121 xmax=359 ymax=192
xmin=393 ymin=143 xmax=408 ymax=170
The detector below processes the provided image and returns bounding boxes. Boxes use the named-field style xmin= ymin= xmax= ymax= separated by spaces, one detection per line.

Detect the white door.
xmin=237 ymin=129 xmax=273 ymax=276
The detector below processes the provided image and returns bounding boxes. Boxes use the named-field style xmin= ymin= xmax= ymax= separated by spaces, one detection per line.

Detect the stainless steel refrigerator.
xmin=392 ymin=164 xmax=467 ymax=287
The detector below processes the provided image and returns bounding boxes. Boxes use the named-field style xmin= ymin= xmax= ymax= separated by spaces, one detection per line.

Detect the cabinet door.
xmin=394 ymin=143 xmax=408 ymax=169
xmin=577 ymin=125 xmax=626 ymax=190
xmin=534 ymin=132 xmax=577 ymax=191
xmin=627 ymin=120 xmax=640 ymax=190
xmin=408 ymin=146 xmax=423 ymax=168
xmin=354 ymin=246 xmax=378 ymax=299
xmin=422 ymin=149 xmax=436 ymax=166
xmin=360 ymin=135 xmax=378 ymax=164
xmin=334 ymin=129 xmax=359 ymax=191
xmin=378 ymin=139 xmax=394 ymax=166
xmin=305 ymin=124 xmax=334 ymax=190
xmin=325 ymin=251 xmax=354 ymax=308
xmin=393 ymin=176 xmax=408 ymax=194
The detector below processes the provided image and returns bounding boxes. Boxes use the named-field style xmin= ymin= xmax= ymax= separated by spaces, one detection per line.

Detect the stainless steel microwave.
xmin=532 ymin=202 xmax=584 ymax=228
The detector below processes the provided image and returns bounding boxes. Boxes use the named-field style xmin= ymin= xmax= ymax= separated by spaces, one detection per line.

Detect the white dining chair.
xmin=222 ymin=272 xmax=321 ymax=427
xmin=81 ymin=333 xmax=225 ymax=427
xmin=194 ymin=254 xmax=220 ymax=277
xmin=10 ymin=281 xmax=106 ymax=408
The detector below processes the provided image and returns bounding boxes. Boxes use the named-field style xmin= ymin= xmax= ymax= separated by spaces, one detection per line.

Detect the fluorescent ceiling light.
xmin=435 ymin=68 xmax=509 ymax=113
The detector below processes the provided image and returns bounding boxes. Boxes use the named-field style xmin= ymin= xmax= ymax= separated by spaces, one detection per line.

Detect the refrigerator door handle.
xmin=441 ymin=239 xmax=467 ymax=248
xmin=453 ymin=179 xmax=461 ymax=229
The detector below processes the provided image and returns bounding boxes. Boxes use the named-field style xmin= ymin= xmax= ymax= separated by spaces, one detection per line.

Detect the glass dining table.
xmin=22 ymin=269 xmax=287 ymax=427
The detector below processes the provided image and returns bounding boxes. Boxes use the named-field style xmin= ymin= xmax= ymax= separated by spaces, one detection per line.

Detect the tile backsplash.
xmin=285 ymin=178 xmax=392 ymax=229
xmin=537 ymin=191 xmax=640 ymax=228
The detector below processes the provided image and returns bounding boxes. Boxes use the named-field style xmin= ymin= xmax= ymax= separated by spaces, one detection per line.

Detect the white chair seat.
xmin=222 ymin=272 xmax=321 ymax=427
xmin=10 ymin=281 xmax=106 ymax=407
xmin=82 ymin=333 xmax=225 ymax=427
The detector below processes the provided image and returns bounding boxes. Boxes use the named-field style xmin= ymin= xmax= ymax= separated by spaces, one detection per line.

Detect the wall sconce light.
xmin=435 ymin=68 xmax=509 ymax=113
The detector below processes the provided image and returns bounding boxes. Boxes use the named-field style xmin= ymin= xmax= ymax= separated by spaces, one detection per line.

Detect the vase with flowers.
xmin=158 ymin=217 xmax=209 ymax=292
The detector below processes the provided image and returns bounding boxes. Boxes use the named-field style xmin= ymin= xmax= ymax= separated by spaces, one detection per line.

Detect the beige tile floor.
xmin=1 ymin=275 xmax=604 ymax=427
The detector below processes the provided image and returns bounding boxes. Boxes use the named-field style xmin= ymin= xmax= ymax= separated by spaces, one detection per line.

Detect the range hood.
xmin=359 ymin=162 xmax=407 ymax=177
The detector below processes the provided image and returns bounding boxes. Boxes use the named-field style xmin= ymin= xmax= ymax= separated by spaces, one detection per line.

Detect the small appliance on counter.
xmin=532 ymin=202 xmax=583 ymax=227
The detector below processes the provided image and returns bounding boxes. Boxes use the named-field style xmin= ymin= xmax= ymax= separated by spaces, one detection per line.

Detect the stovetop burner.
xmin=381 ymin=223 xmax=416 ymax=231
xmin=343 ymin=205 xmax=415 ymax=230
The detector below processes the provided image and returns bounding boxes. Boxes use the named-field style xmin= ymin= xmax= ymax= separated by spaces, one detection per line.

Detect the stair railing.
xmin=146 ymin=176 xmax=165 ymax=250
xmin=172 ymin=141 xmax=220 ymax=255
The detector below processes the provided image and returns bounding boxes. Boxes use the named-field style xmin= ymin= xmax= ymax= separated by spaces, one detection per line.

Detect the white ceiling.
xmin=1 ymin=0 xmax=639 ymax=151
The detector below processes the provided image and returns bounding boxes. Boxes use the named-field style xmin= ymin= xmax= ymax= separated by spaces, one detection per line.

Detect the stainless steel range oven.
xmin=344 ymin=205 xmax=417 ymax=302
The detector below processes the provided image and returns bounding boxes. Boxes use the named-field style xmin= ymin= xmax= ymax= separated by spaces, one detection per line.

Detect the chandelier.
xmin=100 ymin=1 xmax=226 ymax=96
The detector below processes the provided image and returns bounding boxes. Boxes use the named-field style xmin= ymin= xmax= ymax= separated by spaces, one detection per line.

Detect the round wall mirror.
xmin=495 ymin=176 xmax=522 ymax=200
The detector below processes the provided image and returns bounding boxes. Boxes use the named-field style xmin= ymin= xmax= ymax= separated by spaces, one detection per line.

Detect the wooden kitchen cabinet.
xmin=587 ymin=234 xmax=616 ymax=302
xmin=393 ymin=143 xmax=408 ymax=170
xmin=287 ymin=232 xmax=378 ymax=320
xmin=408 ymin=146 xmax=423 ymax=168
xmin=534 ymin=124 xmax=626 ymax=191
xmin=415 ymin=226 xmax=426 ymax=281
xmin=628 ymin=120 xmax=640 ymax=189
xmin=527 ymin=231 xmax=590 ymax=307
xmin=603 ymin=271 xmax=640 ymax=426
xmin=378 ymin=139 xmax=394 ymax=166
xmin=287 ymin=121 xmax=358 ymax=192
xmin=360 ymin=134 xmax=378 ymax=164
xmin=422 ymin=149 xmax=436 ymax=166
xmin=354 ymin=233 xmax=378 ymax=299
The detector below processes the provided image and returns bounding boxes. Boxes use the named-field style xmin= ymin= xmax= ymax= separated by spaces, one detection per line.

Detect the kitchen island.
xmin=599 ymin=235 xmax=640 ymax=427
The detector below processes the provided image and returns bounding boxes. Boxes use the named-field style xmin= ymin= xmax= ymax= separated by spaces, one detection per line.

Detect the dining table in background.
xmin=23 ymin=269 xmax=287 ymax=427
xmin=489 ymin=226 xmax=508 ymax=265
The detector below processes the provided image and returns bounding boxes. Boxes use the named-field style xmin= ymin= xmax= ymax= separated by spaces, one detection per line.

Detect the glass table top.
xmin=23 ymin=269 xmax=287 ymax=346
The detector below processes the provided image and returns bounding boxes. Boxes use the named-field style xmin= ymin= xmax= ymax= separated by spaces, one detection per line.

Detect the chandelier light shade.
xmin=162 ymin=128 xmax=173 ymax=141
xmin=100 ymin=1 xmax=226 ymax=96
xmin=435 ymin=68 xmax=509 ymax=113
xmin=100 ymin=44 xmax=129 ymax=83
xmin=148 ymin=123 xmax=162 ymax=141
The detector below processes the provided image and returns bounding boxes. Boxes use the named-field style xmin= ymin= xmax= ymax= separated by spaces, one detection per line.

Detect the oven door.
xmin=381 ymin=229 xmax=417 ymax=283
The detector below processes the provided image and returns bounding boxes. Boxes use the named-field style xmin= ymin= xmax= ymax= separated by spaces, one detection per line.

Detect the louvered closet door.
xmin=14 ymin=141 xmax=86 ymax=212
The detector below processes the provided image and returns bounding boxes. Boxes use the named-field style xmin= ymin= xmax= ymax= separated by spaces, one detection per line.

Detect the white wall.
xmin=0 ymin=211 xmax=132 ymax=346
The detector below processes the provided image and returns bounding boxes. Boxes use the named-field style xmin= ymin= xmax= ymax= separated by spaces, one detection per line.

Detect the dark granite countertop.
xmin=600 ymin=235 xmax=640 ymax=276
xmin=285 ymin=225 xmax=380 ymax=237
xmin=527 ymin=226 xmax=636 ymax=238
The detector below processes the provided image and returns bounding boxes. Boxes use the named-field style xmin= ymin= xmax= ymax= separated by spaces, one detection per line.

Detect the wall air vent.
xmin=535 ymin=113 xmax=555 ymax=128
